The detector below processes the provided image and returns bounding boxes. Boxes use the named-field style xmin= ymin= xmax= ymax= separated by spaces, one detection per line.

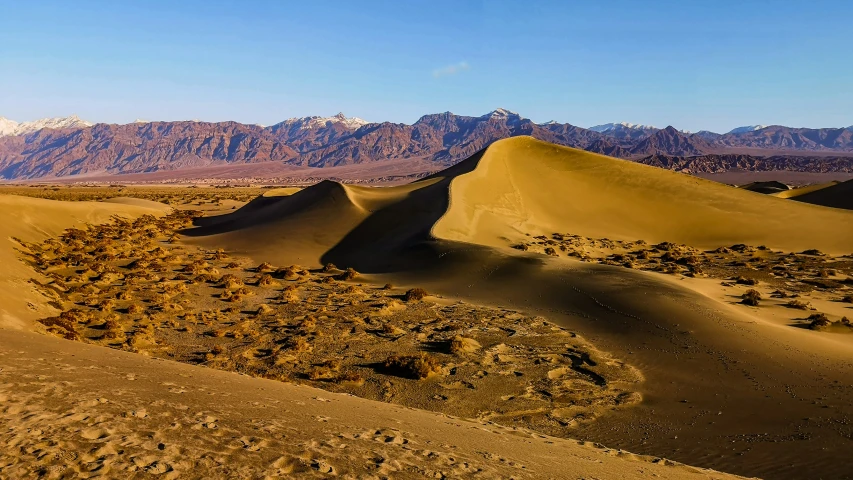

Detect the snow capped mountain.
xmin=0 ymin=117 xmax=18 ymax=136
xmin=727 ymin=125 xmax=768 ymax=135
xmin=277 ymin=112 xmax=369 ymax=131
xmin=589 ymin=122 xmax=658 ymax=133
xmin=482 ymin=108 xmax=522 ymax=119
xmin=0 ymin=115 xmax=93 ymax=137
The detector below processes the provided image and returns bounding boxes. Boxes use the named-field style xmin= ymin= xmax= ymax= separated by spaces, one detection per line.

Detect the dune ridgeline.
xmin=186 ymin=136 xmax=853 ymax=268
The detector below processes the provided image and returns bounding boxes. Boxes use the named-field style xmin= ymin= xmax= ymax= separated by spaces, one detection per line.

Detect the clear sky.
xmin=1 ymin=0 xmax=851 ymax=132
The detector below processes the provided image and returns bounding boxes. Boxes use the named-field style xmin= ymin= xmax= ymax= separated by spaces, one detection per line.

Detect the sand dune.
xmin=186 ymin=136 xmax=853 ymax=269
xmin=178 ymin=137 xmax=853 ymax=478
xmin=0 ymin=329 xmax=741 ymax=479
xmin=790 ymin=178 xmax=853 ymax=210
xmin=5 ymin=137 xmax=853 ymax=478
xmin=0 ymin=195 xmax=169 ymax=329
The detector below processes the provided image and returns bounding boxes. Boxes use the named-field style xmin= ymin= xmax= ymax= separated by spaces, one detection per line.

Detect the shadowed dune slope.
xmin=186 ymin=136 xmax=853 ymax=267
xmin=791 ymin=178 xmax=853 ymax=210
xmin=772 ymin=180 xmax=839 ymax=199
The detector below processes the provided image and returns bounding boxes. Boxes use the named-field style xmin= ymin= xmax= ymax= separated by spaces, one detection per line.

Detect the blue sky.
xmin=1 ymin=0 xmax=851 ymax=132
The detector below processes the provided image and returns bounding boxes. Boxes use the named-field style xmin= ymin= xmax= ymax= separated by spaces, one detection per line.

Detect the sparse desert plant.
xmin=224 ymin=262 xmax=241 ymax=269
xmin=807 ymin=313 xmax=831 ymax=330
xmin=342 ymin=285 xmax=362 ymax=295
xmin=308 ymin=359 xmax=342 ymax=381
xmin=735 ymin=276 xmax=759 ymax=286
xmin=256 ymin=304 xmax=273 ymax=315
xmin=381 ymin=323 xmax=406 ymax=337
xmin=256 ymin=262 xmax=274 ymax=272
xmin=322 ymin=263 xmax=338 ymax=273
xmin=449 ymin=335 xmax=481 ymax=354
xmin=544 ymin=247 xmax=558 ymax=256
xmin=741 ymin=289 xmax=761 ymax=306
xmin=257 ymin=274 xmax=275 ymax=286
xmin=842 ymin=295 xmax=853 ymax=304
xmin=220 ymin=274 xmax=244 ymax=289
xmin=127 ymin=304 xmax=144 ymax=314
xmin=404 ymin=288 xmax=428 ymax=302
xmin=786 ymin=299 xmax=811 ymax=310
xmin=336 ymin=268 xmax=358 ymax=281
xmin=284 ymin=335 xmax=313 ymax=354
xmin=382 ymin=283 xmax=393 ymax=290
xmin=276 ymin=266 xmax=299 ymax=280
xmin=383 ymin=353 xmax=442 ymax=379
xmin=335 ymin=371 xmax=365 ymax=386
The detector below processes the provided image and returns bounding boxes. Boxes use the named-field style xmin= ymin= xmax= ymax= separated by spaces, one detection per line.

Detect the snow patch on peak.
xmin=483 ymin=108 xmax=521 ymax=119
xmin=590 ymin=122 xmax=657 ymax=132
xmin=279 ymin=113 xmax=369 ymax=130
xmin=727 ymin=125 xmax=768 ymax=135
xmin=0 ymin=117 xmax=18 ymax=136
xmin=0 ymin=115 xmax=93 ymax=136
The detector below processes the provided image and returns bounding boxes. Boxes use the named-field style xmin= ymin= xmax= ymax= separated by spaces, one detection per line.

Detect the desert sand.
xmin=0 ymin=183 xmax=740 ymax=478
xmin=4 ymin=136 xmax=853 ymax=478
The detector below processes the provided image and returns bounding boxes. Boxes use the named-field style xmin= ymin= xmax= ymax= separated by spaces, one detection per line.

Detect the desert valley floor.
xmin=2 ymin=137 xmax=853 ymax=479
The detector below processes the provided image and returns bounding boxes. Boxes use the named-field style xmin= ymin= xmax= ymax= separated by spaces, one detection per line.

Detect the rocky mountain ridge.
xmin=1 ymin=110 xmax=853 ymax=180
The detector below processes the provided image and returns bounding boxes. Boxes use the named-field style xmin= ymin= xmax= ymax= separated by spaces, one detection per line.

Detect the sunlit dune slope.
xmin=790 ymin=178 xmax=853 ymax=210
xmin=434 ymin=137 xmax=853 ymax=254
xmin=185 ymin=136 xmax=853 ymax=268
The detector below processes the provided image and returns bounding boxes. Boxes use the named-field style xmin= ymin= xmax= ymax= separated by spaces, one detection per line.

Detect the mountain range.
xmin=1 ymin=110 xmax=853 ymax=180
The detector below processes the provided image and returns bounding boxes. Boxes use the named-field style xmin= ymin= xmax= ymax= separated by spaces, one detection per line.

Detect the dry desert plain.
xmin=2 ymin=137 xmax=853 ymax=479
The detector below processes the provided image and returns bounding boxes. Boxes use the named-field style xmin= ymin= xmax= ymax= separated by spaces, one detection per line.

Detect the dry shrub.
xmin=257 ymin=274 xmax=275 ymax=286
xmin=544 ymin=247 xmax=558 ymax=256
xmin=342 ymin=285 xmax=362 ymax=295
xmin=449 ymin=335 xmax=481 ymax=354
xmin=381 ymin=323 xmax=406 ymax=337
xmin=335 ymin=371 xmax=365 ymax=386
xmin=284 ymin=335 xmax=313 ymax=354
xmin=807 ymin=313 xmax=831 ymax=330
xmin=786 ymin=299 xmax=810 ymax=310
xmin=741 ymin=289 xmax=761 ymax=306
xmin=98 ymin=299 xmax=116 ymax=311
xmin=404 ymin=288 xmax=428 ymax=302
xmin=256 ymin=304 xmax=273 ymax=315
xmin=220 ymin=274 xmax=244 ymax=289
xmin=382 ymin=283 xmax=393 ymax=290
xmin=322 ymin=263 xmax=338 ymax=273
xmin=297 ymin=316 xmax=317 ymax=331
xmin=276 ymin=266 xmax=299 ymax=280
xmin=308 ymin=359 xmax=342 ymax=381
xmin=257 ymin=262 xmax=275 ymax=272
xmin=736 ymin=276 xmax=759 ymax=286
xmin=842 ymin=295 xmax=853 ymax=304
xmin=383 ymin=353 xmax=442 ymax=379
xmin=127 ymin=304 xmax=144 ymax=314
xmin=336 ymin=268 xmax=358 ymax=281
xmin=224 ymin=262 xmax=241 ymax=269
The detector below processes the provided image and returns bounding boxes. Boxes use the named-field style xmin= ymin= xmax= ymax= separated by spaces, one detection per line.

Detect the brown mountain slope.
xmin=0 ymin=121 xmax=299 ymax=179
xmin=2 ymin=111 xmax=853 ymax=181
